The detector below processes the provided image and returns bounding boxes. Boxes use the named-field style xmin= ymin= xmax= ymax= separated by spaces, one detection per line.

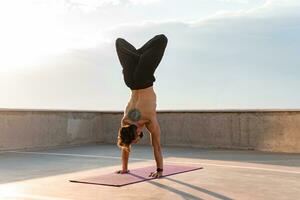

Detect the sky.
xmin=0 ymin=0 xmax=299 ymax=111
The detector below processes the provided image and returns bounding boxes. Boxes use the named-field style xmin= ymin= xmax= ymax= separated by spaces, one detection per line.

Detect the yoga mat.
xmin=69 ymin=164 xmax=203 ymax=187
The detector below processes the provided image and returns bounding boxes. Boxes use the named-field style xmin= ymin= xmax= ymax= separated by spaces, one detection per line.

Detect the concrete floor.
xmin=0 ymin=144 xmax=299 ymax=200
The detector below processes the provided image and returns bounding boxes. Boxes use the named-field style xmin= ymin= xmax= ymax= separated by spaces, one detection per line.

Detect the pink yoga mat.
xmin=70 ymin=164 xmax=203 ymax=187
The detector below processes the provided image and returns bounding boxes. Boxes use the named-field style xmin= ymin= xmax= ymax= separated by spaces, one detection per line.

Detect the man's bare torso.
xmin=122 ymin=86 xmax=157 ymax=128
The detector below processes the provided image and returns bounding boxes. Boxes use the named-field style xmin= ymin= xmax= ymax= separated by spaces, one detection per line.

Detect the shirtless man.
xmin=115 ymin=34 xmax=168 ymax=178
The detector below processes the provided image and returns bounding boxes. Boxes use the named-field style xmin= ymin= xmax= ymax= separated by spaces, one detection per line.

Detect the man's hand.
xmin=149 ymin=171 xmax=163 ymax=178
xmin=115 ymin=169 xmax=130 ymax=174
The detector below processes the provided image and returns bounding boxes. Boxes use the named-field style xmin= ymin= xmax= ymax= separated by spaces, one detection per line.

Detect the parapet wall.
xmin=0 ymin=109 xmax=299 ymax=153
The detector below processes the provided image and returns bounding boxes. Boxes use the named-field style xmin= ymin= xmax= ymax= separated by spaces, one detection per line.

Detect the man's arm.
xmin=118 ymin=117 xmax=130 ymax=173
xmin=146 ymin=118 xmax=163 ymax=171
xmin=121 ymin=148 xmax=129 ymax=172
xmin=121 ymin=116 xmax=129 ymax=126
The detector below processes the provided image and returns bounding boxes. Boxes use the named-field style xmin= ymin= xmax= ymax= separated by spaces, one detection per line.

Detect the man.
xmin=115 ymin=34 xmax=168 ymax=178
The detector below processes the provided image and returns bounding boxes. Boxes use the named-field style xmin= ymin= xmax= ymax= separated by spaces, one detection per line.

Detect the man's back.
xmin=123 ymin=86 xmax=157 ymax=126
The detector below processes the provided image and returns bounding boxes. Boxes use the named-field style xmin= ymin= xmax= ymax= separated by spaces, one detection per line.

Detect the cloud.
xmin=264 ymin=0 xmax=300 ymax=6
xmin=25 ymin=0 xmax=299 ymax=109
xmin=127 ymin=0 xmax=161 ymax=5
xmin=64 ymin=0 xmax=121 ymax=12
xmin=62 ymin=0 xmax=160 ymax=12
xmin=2 ymin=0 xmax=299 ymax=109
xmin=94 ymin=0 xmax=300 ymax=108
xmin=218 ymin=0 xmax=250 ymax=3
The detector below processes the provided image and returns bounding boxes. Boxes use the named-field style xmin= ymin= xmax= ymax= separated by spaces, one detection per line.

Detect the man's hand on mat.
xmin=149 ymin=171 xmax=163 ymax=178
xmin=115 ymin=169 xmax=130 ymax=174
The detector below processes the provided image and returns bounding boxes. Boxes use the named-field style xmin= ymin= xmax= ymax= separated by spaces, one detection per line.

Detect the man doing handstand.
xmin=115 ymin=34 xmax=168 ymax=178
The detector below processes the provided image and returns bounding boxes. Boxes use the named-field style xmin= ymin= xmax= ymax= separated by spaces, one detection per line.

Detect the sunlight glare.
xmin=0 ymin=0 xmax=107 ymax=73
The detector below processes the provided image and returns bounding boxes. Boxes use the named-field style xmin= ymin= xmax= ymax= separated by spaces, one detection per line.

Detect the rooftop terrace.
xmin=0 ymin=109 xmax=299 ymax=199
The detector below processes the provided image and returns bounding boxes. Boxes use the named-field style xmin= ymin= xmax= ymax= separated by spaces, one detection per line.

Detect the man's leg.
xmin=137 ymin=34 xmax=168 ymax=55
xmin=115 ymin=38 xmax=140 ymax=89
xmin=133 ymin=34 xmax=168 ymax=89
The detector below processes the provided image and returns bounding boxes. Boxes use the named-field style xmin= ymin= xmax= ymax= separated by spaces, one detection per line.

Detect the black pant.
xmin=115 ymin=34 xmax=168 ymax=90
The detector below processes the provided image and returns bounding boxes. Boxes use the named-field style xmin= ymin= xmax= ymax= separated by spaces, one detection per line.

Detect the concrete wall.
xmin=0 ymin=109 xmax=300 ymax=153
xmin=0 ymin=111 xmax=102 ymax=150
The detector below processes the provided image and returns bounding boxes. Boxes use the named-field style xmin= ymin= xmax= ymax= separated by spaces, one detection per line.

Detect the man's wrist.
xmin=156 ymin=168 xmax=163 ymax=172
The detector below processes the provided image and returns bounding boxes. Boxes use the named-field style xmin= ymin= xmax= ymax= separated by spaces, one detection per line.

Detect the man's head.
xmin=117 ymin=124 xmax=143 ymax=152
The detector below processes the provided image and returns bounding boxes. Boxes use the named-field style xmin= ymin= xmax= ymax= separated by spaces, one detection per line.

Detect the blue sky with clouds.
xmin=0 ymin=0 xmax=299 ymax=110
